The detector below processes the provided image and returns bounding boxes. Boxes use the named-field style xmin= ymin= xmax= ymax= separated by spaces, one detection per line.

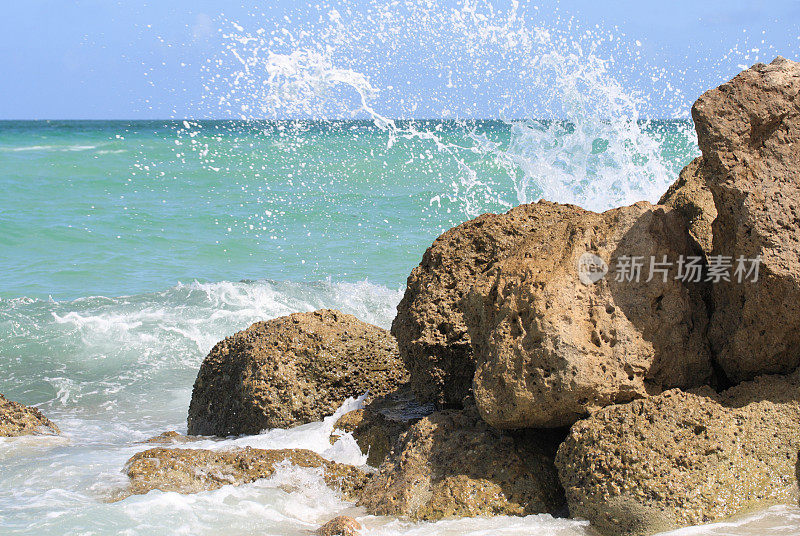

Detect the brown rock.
xmin=330 ymin=408 xmax=409 ymax=467
xmin=658 ymin=156 xmax=717 ymax=257
xmin=358 ymin=408 xmax=565 ymax=520
xmin=555 ymin=372 xmax=800 ymax=536
xmin=464 ymin=200 xmax=712 ymax=428
xmin=0 ymin=393 xmax=59 ymax=437
xmin=315 ymin=516 xmax=361 ymax=536
xmin=123 ymin=447 xmax=369 ymax=500
xmin=140 ymin=431 xmax=199 ymax=444
xmin=692 ymin=56 xmax=800 ymax=382
xmin=187 ymin=309 xmax=408 ymax=435
xmin=392 ymin=208 xmax=536 ymax=407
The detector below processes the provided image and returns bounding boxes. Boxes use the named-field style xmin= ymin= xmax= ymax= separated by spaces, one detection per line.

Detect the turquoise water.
xmin=2 ymin=120 xmax=799 ymax=535
xmin=0 ymin=120 xmax=696 ymax=300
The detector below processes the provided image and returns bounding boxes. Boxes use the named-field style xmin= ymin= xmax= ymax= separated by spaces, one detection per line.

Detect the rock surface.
xmin=140 ymin=431 xmax=199 ymax=444
xmin=124 ymin=447 xmax=369 ymax=500
xmin=556 ymin=372 xmax=800 ymax=536
xmin=658 ymin=156 xmax=717 ymax=257
xmin=187 ymin=309 xmax=408 ymax=435
xmin=315 ymin=516 xmax=362 ymax=536
xmin=330 ymin=408 xmax=409 ymax=467
xmin=692 ymin=56 xmax=800 ymax=383
xmin=465 ymin=200 xmax=712 ymax=428
xmin=392 ymin=207 xmax=537 ymax=407
xmin=0 ymin=393 xmax=59 ymax=437
xmin=358 ymin=408 xmax=565 ymax=520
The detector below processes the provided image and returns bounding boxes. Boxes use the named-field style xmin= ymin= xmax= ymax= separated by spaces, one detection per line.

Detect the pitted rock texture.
xmin=187 ymin=309 xmax=408 ymax=435
xmin=0 ymin=393 xmax=59 ymax=437
xmin=123 ymin=446 xmax=369 ymax=500
xmin=315 ymin=516 xmax=362 ymax=536
xmin=358 ymin=408 xmax=565 ymax=520
xmin=464 ymin=200 xmax=712 ymax=428
xmin=658 ymin=156 xmax=717 ymax=257
xmin=555 ymin=372 xmax=800 ymax=536
xmin=692 ymin=56 xmax=800 ymax=382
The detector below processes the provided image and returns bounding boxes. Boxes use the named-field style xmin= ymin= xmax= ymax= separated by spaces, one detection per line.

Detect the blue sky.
xmin=0 ymin=0 xmax=798 ymax=119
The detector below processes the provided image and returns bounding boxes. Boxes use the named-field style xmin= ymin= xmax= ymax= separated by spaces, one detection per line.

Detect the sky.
xmin=0 ymin=0 xmax=798 ymax=120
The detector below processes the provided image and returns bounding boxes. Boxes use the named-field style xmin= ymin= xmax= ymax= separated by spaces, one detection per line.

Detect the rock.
xmin=315 ymin=516 xmax=361 ymax=536
xmin=555 ymin=372 xmax=800 ymax=536
xmin=329 ymin=386 xmax=431 ymax=467
xmin=187 ymin=309 xmax=408 ymax=435
xmin=392 ymin=208 xmax=536 ymax=407
xmin=658 ymin=156 xmax=716 ymax=257
xmin=690 ymin=57 xmax=800 ymax=383
xmin=464 ymin=200 xmax=712 ymax=428
xmin=140 ymin=431 xmax=198 ymax=444
xmin=0 ymin=393 xmax=59 ymax=437
xmin=358 ymin=408 xmax=565 ymax=520
xmin=123 ymin=446 xmax=369 ymax=500
xmin=330 ymin=408 xmax=409 ymax=467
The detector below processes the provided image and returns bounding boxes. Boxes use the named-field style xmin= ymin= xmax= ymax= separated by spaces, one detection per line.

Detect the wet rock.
xmin=330 ymin=408 xmax=410 ymax=467
xmin=123 ymin=446 xmax=369 ymax=500
xmin=358 ymin=408 xmax=565 ymax=520
xmin=0 ymin=393 xmax=59 ymax=437
xmin=555 ymin=372 xmax=800 ymax=536
xmin=658 ymin=156 xmax=716 ymax=257
xmin=329 ymin=386 xmax=431 ymax=467
xmin=187 ymin=309 xmax=408 ymax=435
xmin=140 ymin=431 xmax=199 ymax=444
xmin=692 ymin=57 xmax=800 ymax=382
xmin=464 ymin=200 xmax=712 ymax=428
xmin=315 ymin=515 xmax=361 ymax=536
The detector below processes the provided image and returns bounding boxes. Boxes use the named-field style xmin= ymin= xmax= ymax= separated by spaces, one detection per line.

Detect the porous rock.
xmin=464 ymin=200 xmax=712 ymax=428
xmin=0 ymin=393 xmax=59 ymax=437
xmin=123 ymin=446 xmax=369 ymax=500
xmin=555 ymin=372 xmax=800 ymax=536
xmin=691 ymin=56 xmax=800 ymax=382
xmin=187 ymin=309 xmax=408 ymax=435
xmin=658 ymin=156 xmax=717 ymax=257
xmin=315 ymin=515 xmax=361 ymax=536
xmin=358 ymin=408 xmax=565 ymax=520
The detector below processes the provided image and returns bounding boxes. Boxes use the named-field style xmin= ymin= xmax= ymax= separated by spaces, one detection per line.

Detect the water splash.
xmin=177 ymin=0 xmax=699 ymax=221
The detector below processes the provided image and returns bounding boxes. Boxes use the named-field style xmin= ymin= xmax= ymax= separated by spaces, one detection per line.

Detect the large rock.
xmin=187 ymin=309 xmax=408 ymax=435
xmin=658 ymin=156 xmax=717 ymax=257
xmin=693 ymin=57 xmax=800 ymax=382
xmin=392 ymin=209 xmax=535 ymax=407
xmin=465 ymin=200 xmax=712 ymax=428
xmin=555 ymin=372 xmax=800 ymax=536
xmin=123 ymin=446 xmax=369 ymax=500
xmin=0 ymin=393 xmax=59 ymax=437
xmin=357 ymin=408 xmax=565 ymax=520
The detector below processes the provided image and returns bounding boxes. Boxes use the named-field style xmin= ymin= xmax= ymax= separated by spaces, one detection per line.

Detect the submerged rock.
xmin=555 ymin=372 xmax=800 ymax=536
xmin=0 ymin=393 xmax=59 ymax=437
xmin=187 ymin=309 xmax=408 ymax=435
xmin=358 ymin=408 xmax=565 ymax=520
xmin=140 ymin=431 xmax=199 ymax=444
xmin=467 ymin=200 xmax=712 ymax=428
xmin=658 ymin=156 xmax=716 ymax=257
xmin=315 ymin=516 xmax=361 ymax=536
xmin=123 ymin=446 xmax=369 ymax=500
xmin=691 ymin=56 xmax=800 ymax=383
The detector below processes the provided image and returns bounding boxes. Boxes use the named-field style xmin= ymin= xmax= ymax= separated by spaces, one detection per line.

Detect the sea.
xmin=2 ymin=1 xmax=798 ymax=534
